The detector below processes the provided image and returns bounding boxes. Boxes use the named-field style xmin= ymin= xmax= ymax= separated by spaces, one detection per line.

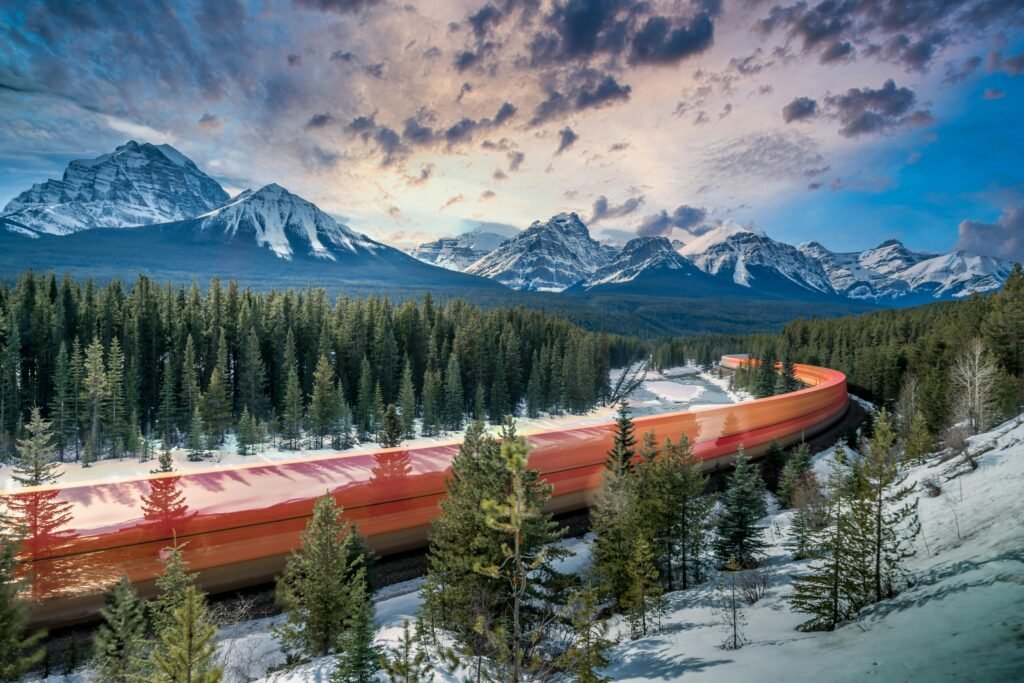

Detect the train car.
xmin=2 ymin=359 xmax=847 ymax=627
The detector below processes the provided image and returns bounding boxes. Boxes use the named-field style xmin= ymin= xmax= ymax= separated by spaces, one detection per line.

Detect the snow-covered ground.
xmin=235 ymin=417 xmax=1024 ymax=682
xmin=2 ymin=367 xmax=740 ymax=490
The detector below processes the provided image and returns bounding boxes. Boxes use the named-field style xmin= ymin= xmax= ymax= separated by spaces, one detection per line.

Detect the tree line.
xmin=0 ymin=270 xmax=647 ymax=463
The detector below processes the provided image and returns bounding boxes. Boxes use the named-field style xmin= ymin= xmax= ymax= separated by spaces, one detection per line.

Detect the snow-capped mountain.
xmin=577 ymin=236 xmax=698 ymax=289
xmin=465 ymin=212 xmax=610 ymax=291
xmin=193 ymin=183 xmax=380 ymax=261
xmin=410 ymin=228 xmax=511 ymax=271
xmin=799 ymin=239 xmax=1012 ymax=301
xmin=680 ymin=225 xmax=836 ymax=296
xmin=1 ymin=141 xmax=228 ymax=235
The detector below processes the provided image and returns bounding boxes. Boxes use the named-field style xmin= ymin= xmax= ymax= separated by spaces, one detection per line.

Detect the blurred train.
xmin=3 ymin=356 xmax=847 ymax=627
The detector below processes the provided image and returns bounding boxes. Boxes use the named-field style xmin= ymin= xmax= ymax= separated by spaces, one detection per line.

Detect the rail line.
xmin=2 ymin=356 xmax=847 ymax=626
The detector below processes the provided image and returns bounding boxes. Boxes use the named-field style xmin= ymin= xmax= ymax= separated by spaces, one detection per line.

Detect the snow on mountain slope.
xmin=676 ymin=221 xmax=760 ymax=257
xmin=1 ymin=140 xmax=228 ymax=235
xmin=684 ymin=229 xmax=835 ymax=294
xmin=579 ymin=236 xmax=700 ymax=288
xmin=410 ymin=228 xmax=510 ymax=271
xmin=192 ymin=183 xmax=380 ymax=260
xmin=800 ymin=240 xmax=1011 ymax=301
xmin=465 ymin=212 xmax=609 ymax=291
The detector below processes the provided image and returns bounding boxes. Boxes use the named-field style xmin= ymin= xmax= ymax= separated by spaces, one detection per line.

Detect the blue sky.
xmin=1 ymin=1 xmax=1022 ymax=258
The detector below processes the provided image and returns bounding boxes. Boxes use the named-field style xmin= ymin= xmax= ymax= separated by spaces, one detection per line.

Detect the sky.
xmin=1 ymin=0 xmax=1023 ymax=259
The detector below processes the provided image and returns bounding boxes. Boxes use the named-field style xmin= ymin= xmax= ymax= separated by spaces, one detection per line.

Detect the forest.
xmin=0 ymin=270 xmax=647 ymax=463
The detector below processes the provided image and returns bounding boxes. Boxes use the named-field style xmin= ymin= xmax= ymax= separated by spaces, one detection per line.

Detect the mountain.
xmin=1 ymin=141 xmax=228 ymax=235
xmin=571 ymin=236 xmax=746 ymax=296
xmin=465 ymin=212 xmax=609 ymax=291
xmin=193 ymin=183 xmax=381 ymax=261
xmin=799 ymin=239 xmax=1012 ymax=302
xmin=679 ymin=225 xmax=837 ymax=298
xmin=411 ymin=228 xmax=511 ymax=271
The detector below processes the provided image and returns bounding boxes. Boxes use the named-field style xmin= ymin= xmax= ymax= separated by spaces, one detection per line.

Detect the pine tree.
xmin=605 ymin=401 xmax=637 ymax=475
xmin=557 ymin=585 xmax=612 ymax=683
xmin=12 ymin=407 xmax=60 ymax=487
xmin=158 ymin=355 xmax=178 ymax=448
xmin=310 ymin=355 xmax=338 ymax=449
xmin=275 ymin=494 xmax=369 ymax=659
xmin=777 ymin=442 xmax=812 ymax=508
xmin=526 ymin=361 xmax=544 ymax=419
xmin=378 ymin=404 xmax=403 ymax=448
xmin=0 ymin=540 xmax=45 ymax=682
xmin=759 ymin=439 xmax=786 ymax=492
xmin=755 ymin=353 xmax=777 ymax=398
xmin=92 ymin=575 xmax=146 ymax=683
xmin=624 ymin=536 xmax=665 ymax=639
xmin=187 ymin=405 xmax=207 ymax=462
xmin=151 ymin=585 xmax=222 ymax=683
xmin=150 ymin=541 xmax=197 ymax=637
xmin=372 ymin=382 xmax=385 ymax=435
xmin=238 ymin=327 xmax=267 ymax=418
xmin=714 ymin=447 xmax=768 ymax=569
xmin=590 ymin=465 xmax=635 ymax=611
xmin=489 ymin=353 xmax=509 ymax=424
xmin=180 ymin=334 xmax=201 ymax=429
xmin=473 ymin=431 xmax=563 ymax=680
xmin=335 ymin=387 xmax=355 ymax=449
xmin=330 ymin=568 xmax=380 ymax=683
xmin=785 ymin=471 xmax=828 ymax=561
xmin=381 ymin=620 xmax=432 ymax=683
xmin=282 ymin=366 xmax=304 ymax=450
xmin=443 ymin=353 xmax=463 ymax=431
xmin=398 ymin=358 xmax=417 ymax=439
xmin=851 ymin=409 xmax=920 ymax=605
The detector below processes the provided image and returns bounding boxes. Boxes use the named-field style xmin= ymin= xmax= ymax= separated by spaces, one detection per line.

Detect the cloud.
xmin=943 ymin=55 xmax=982 ymax=84
xmin=480 ymin=189 xmax=497 ymax=200
xmin=629 ymin=13 xmax=715 ymax=65
xmin=635 ymin=204 xmax=708 ymax=236
xmin=508 ymin=150 xmax=525 ymax=171
xmin=555 ymin=127 xmax=577 ymax=154
xmin=493 ymin=101 xmax=518 ymax=125
xmin=292 ymin=0 xmax=380 ymax=14
xmin=824 ymin=79 xmax=932 ymax=137
xmin=984 ymin=88 xmax=1006 ymax=100
xmin=304 ymin=112 xmax=335 ymax=130
xmin=956 ymin=206 xmax=1024 ymax=261
xmin=531 ymin=70 xmax=632 ymax=125
xmin=103 ymin=115 xmax=176 ymax=144
xmin=782 ymin=96 xmax=818 ymax=123
xmin=197 ymin=113 xmax=224 ymax=131
xmin=439 ymin=193 xmax=466 ymax=211
xmin=990 ymin=49 xmax=1024 ymax=75
xmin=704 ymin=130 xmax=827 ymax=181
xmin=407 ymin=163 xmax=434 ymax=185
xmin=287 ymin=54 xmax=302 ymax=67
xmin=590 ymin=195 xmax=645 ymax=223
xmin=493 ymin=168 xmax=508 ymax=180
xmin=609 ymin=142 xmax=630 ymax=152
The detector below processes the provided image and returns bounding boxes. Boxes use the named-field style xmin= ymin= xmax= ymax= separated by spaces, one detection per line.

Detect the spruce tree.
xmin=903 ymin=410 xmax=932 ymax=464
xmin=83 ymin=337 xmax=107 ymax=460
xmin=624 ymin=536 xmax=665 ymax=639
xmin=398 ymin=358 xmax=417 ymax=439
xmin=378 ymin=404 xmax=403 ymax=448
xmin=151 ymin=585 xmax=222 ymax=683
xmin=443 ymin=353 xmax=464 ymax=431
xmin=371 ymin=382 xmax=385 ymax=435
xmin=275 ymin=494 xmax=369 ymax=659
xmin=330 ymin=568 xmax=380 ymax=683
xmin=180 ymin=334 xmax=201 ymax=429
xmin=590 ymin=464 xmax=635 ymax=610
xmin=12 ymin=407 xmax=60 ymax=487
xmin=237 ymin=407 xmax=255 ymax=456
xmin=201 ymin=367 xmax=230 ymax=448
xmin=777 ymin=442 xmax=812 ymax=508
xmin=92 ymin=575 xmax=147 ymax=683
xmin=786 ymin=472 xmax=828 ymax=561
xmin=526 ymin=361 xmax=543 ymax=419
xmin=714 ymin=447 xmax=768 ymax=569
xmin=420 ymin=369 xmax=441 ymax=437
xmin=605 ymin=401 xmax=637 ymax=476
xmin=0 ymin=540 xmax=45 ymax=682
xmin=310 ymin=355 xmax=338 ymax=449
xmin=381 ymin=620 xmax=432 ymax=683
xmin=106 ymin=337 xmax=127 ymax=458
xmin=759 ymin=439 xmax=786 ymax=492
xmin=153 ymin=443 xmax=175 ymax=473
xmin=49 ymin=342 xmax=75 ymax=459
xmin=489 ymin=353 xmax=509 ymax=424
xmin=158 ymin=355 xmax=178 ymax=448
xmin=187 ymin=405 xmax=208 ymax=462
xmin=150 ymin=541 xmax=197 ymax=637
xmin=282 ymin=366 xmax=304 ymax=450
xmin=557 ymin=585 xmax=612 ymax=683
xmin=356 ymin=356 xmax=375 ymax=439
xmin=238 ymin=328 xmax=267 ymax=418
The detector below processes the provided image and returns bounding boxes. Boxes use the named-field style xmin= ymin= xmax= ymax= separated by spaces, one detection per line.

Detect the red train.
xmin=3 ymin=358 xmax=847 ymax=627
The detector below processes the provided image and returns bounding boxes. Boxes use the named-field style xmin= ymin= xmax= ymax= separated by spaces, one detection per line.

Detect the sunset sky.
xmin=1 ymin=0 xmax=1022 ymax=258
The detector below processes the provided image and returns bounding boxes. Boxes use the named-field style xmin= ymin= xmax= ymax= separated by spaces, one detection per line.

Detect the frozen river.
xmin=625 ymin=366 xmax=737 ymax=417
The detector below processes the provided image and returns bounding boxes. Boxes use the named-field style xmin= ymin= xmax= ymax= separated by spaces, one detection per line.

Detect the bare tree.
xmin=950 ymin=339 xmax=1001 ymax=435
xmin=606 ymin=358 xmax=648 ymax=406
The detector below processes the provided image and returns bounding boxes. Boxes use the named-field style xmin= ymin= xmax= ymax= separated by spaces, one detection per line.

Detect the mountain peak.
xmin=1 ymin=141 xmax=228 ymax=235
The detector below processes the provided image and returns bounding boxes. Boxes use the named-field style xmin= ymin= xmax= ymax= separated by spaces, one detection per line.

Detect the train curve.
xmin=3 ymin=357 xmax=847 ymax=627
